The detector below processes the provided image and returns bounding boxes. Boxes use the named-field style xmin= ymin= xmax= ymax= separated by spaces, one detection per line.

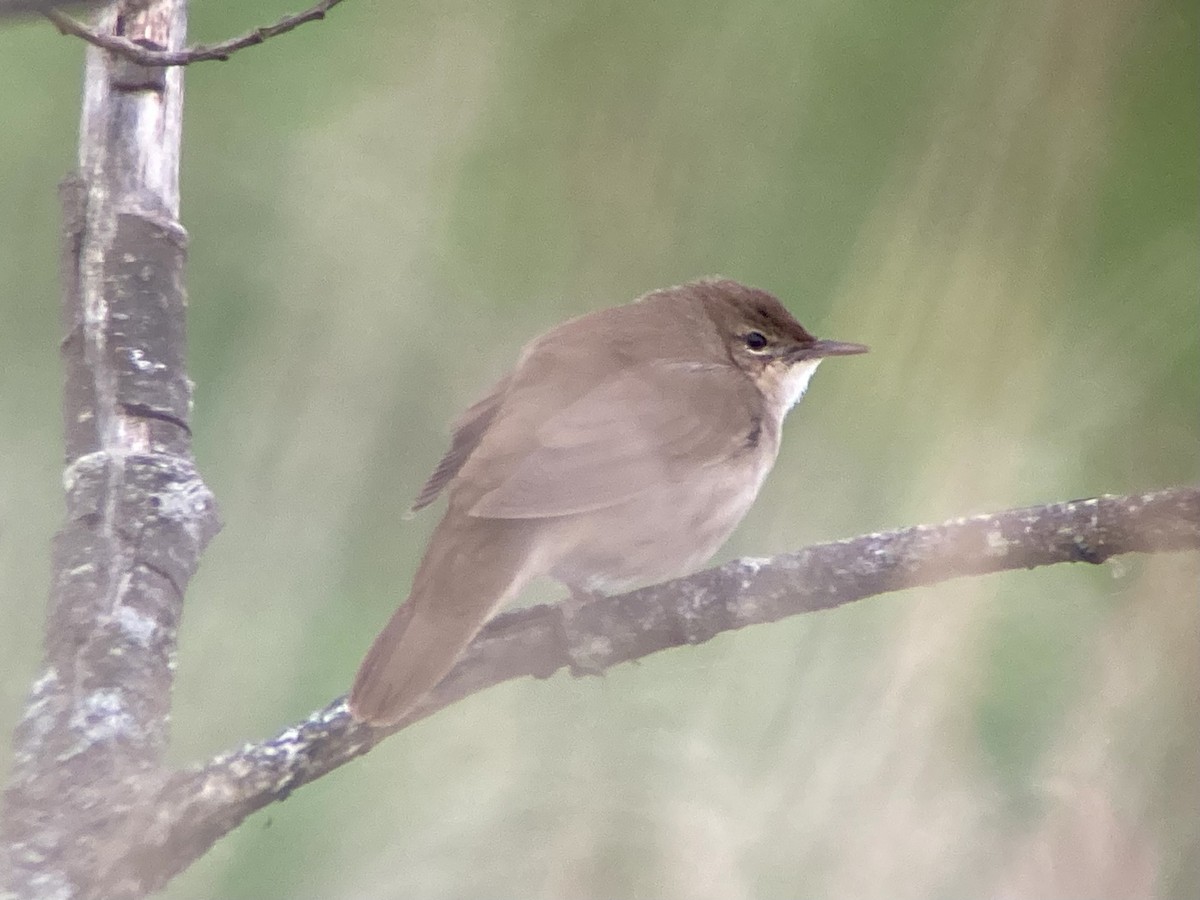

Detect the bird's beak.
xmin=790 ymin=339 xmax=869 ymax=361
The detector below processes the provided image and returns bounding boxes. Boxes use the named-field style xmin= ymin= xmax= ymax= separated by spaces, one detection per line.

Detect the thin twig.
xmin=0 ymin=1 xmax=107 ymax=18
xmin=45 ymin=0 xmax=346 ymax=67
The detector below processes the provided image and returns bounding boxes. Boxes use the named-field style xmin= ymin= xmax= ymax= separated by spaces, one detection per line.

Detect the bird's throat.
xmin=772 ymin=359 xmax=823 ymax=415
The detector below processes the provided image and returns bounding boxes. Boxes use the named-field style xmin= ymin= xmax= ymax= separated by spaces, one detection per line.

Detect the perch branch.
xmin=121 ymin=486 xmax=1199 ymax=894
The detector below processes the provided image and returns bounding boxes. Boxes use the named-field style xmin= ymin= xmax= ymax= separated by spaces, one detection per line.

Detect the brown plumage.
xmin=348 ymin=278 xmax=866 ymax=725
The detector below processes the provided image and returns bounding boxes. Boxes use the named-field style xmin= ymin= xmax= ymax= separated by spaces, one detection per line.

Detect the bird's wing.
xmin=470 ymin=362 xmax=761 ymax=519
xmin=410 ymin=374 xmax=511 ymax=513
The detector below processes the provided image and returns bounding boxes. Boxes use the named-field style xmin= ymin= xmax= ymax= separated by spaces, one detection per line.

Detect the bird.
xmin=348 ymin=277 xmax=867 ymax=725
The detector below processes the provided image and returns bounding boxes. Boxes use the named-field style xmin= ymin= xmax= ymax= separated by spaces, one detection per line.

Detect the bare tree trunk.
xmin=0 ymin=3 xmax=216 ymax=898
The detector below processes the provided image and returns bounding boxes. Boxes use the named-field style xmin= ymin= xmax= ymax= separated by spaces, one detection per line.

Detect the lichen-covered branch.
xmin=0 ymin=3 xmax=219 ymax=899
xmin=115 ymin=486 xmax=1199 ymax=895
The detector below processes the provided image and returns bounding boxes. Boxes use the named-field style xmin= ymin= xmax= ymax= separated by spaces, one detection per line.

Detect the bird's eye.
xmin=744 ymin=331 xmax=769 ymax=351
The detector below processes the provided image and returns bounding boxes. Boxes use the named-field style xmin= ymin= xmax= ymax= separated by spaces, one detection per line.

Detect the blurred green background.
xmin=1 ymin=1 xmax=1197 ymax=897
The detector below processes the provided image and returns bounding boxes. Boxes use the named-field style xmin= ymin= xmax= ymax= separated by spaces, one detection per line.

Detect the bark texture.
xmin=0 ymin=3 xmax=218 ymax=898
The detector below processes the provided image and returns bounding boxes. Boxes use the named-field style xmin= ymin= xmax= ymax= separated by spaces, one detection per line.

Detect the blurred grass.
xmin=1 ymin=0 xmax=1197 ymax=898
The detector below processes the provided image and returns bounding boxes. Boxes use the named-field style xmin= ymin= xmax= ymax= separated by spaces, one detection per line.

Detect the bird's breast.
xmin=544 ymin=437 xmax=778 ymax=594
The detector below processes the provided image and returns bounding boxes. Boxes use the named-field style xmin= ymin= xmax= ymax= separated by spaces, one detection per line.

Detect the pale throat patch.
xmin=780 ymin=359 xmax=822 ymax=413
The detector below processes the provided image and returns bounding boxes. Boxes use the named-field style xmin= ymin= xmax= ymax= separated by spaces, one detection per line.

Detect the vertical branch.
xmin=0 ymin=3 xmax=217 ymax=898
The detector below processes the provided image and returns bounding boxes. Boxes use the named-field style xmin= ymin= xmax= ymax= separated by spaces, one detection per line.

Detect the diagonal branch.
xmin=121 ymin=486 xmax=1199 ymax=894
xmin=45 ymin=0 xmax=345 ymax=67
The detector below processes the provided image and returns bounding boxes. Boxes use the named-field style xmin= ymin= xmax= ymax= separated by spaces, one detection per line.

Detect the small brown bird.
xmin=349 ymin=278 xmax=867 ymax=725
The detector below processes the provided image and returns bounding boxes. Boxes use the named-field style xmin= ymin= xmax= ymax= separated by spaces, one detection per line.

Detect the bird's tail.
xmin=348 ymin=516 xmax=537 ymax=726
